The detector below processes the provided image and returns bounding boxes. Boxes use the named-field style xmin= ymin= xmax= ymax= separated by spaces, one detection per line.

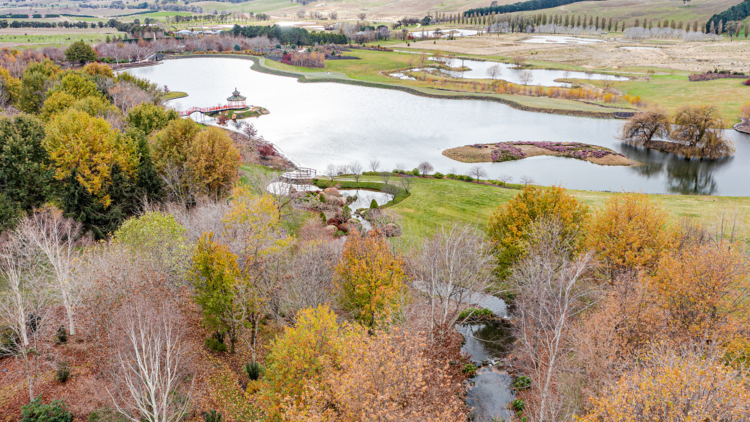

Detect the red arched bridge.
xmin=178 ymin=104 xmax=248 ymax=117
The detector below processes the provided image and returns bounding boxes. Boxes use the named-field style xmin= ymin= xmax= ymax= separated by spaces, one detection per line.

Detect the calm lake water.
xmin=128 ymin=58 xmax=750 ymax=196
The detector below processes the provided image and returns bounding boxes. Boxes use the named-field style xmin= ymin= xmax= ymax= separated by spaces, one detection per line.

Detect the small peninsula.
xmin=443 ymin=141 xmax=635 ymax=166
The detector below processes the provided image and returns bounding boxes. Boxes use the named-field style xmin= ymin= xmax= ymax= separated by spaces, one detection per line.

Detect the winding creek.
xmin=129 ymin=57 xmax=750 ymax=196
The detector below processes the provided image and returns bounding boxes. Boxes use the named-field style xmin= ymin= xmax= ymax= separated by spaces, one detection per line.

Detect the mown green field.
xmin=362 ymin=175 xmax=750 ymax=243
xmin=596 ymin=74 xmax=750 ymax=125
xmin=0 ymin=31 xmax=123 ymax=45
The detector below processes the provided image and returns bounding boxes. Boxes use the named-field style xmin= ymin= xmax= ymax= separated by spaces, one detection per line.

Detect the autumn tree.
xmin=57 ymin=72 xmax=99 ymax=100
xmin=65 ymin=41 xmax=98 ymax=65
xmin=488 ymin=186 xmax=589 ymax=278
xmin=150 ymin=118 xmax=201 ymax=173
xmin=740 ymin=101 xmax=750 ymax=124
xmin=125 ymin=102 xmax=178 ymax=136
xmin=189 ymin=232 xmax=246 ymax=354
xmin=40 ymin=92 xmax=75 ymax=121
xmin=185 ymin=127 xmax=240 ymax=199
xmin=650 ymin=241 xmax=750 ymax=346
xmin=580 ymin=347 xmax=750 ymax=421
xmin=619 ymin=107 xmax=670 ymax=147
xmin=260 ymin=305 xmax=353 ymax=418
xmin=114 ymin=211 xmax=190 ymax=278
xmin=335 ymin=231 xmax=407 ymax=328
xmin=44 ymin=109 xmax=135 ymax=207
xmin=672 ymin=105 xmax=734 ymax=159
xmin=17 ymin=60 xmax=60 ymax=114
xmin=83 ymin=62 xmax=114 ymax=78
xmin=587 ymin=192 xmax=675 ymax=279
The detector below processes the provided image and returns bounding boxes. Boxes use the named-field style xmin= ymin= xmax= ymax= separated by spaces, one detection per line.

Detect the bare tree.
xmin=620 ymin=108 xmax=671 ymax=147
xmin=349 ymin=161 xmax=363 ymax=183
xmin=21 ymin=207 xmax=87 ymax=337
xmin=380 ymin=171 xmax=392 ymax=185
xmin=280 ymin=239 xmax=342 ymax=321
xmin=369 ymin=158 xmax=381 ymax=173
xmin=395 ymin=163 xmax=406 ymax=173
xmin=469 ymin=165 xmax=487 ymax=181
xmin=399 ymin=174 xmax=413 ymax=193
xmin=519 ymin=69 xmax=534 ymax=85
xmin=417 ymin=161 xmax=434 ymax=176
xmin=358 ymin=12 xmax=367 ymax=20
xmin=328 ymin=11 xmax=338 ymax=20
xmin=296 ymin=9 xmax=306 ymax=19
xmin=486 ymin=64 xmax=502 ymax=80
xmin=325 ymin=163 xmax=337 ymax=182
xmin=511 ymin=220 xmax=594 ymax=422
xmin=109 ymin=303 xmax=193 ymax=422
xmin=499 ymin=174 xmax=513 ymax=184
xmin=0 ymin=232 xmax=54 ymax=402
xmin=409 ymin=224 xmax=496 ymax=338
xmin=512 ymin=54 xmax=526 ymax=68
xmin=520 ymin=175 xmax=535 ymax=186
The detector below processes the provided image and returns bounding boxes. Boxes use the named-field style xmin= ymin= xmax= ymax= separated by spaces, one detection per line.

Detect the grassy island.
xmin=208 ymin=106 xmax=270 ymax=120
xmin=443 ymin=141 xmax=635 ymax=166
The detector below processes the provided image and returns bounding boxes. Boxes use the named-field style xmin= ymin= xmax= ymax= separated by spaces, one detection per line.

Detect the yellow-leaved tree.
xmin=260 ymin=305 xmax=355 ymax=419
xmin=221 ymin=185 xmax=292 ymax=360
xmin=587 ymin=192 xmax=675 ymax=280
xmin=43 ymin=109 xmax=136 ymax=206
xmin=579 ymin=347 xmax=750 ymax=421
xmin=335 ymin=231 xmax=407 ymax=328
xmin=487 ymin=185 xmax=589 ymax=278
xmin=186 ymin=126 xmax=241 ymax=198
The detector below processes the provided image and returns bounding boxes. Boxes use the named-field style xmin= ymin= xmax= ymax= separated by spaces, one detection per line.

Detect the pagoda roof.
xmin=227 ymin=88 xmax=246 ymax=101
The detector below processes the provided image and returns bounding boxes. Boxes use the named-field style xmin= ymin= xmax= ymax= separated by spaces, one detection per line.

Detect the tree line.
xmin=230 ymin=24 xmax=347 ymax=45
xmin=464 ymin=0 xmax=591 ymax=17
xmin=707 ymin=0 xmax=750 ymax=33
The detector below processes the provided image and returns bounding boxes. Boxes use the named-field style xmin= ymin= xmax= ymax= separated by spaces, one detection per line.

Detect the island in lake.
xmin=443 ymin=141 xmax=635 ymax=166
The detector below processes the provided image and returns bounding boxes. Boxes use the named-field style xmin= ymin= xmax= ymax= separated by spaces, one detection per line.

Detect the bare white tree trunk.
xmin=109 ymin=304 xmax=193 ymax=422
xmin=512 ymin=219 xmax=595 ymax=422
xmin=21 ymin=207 xmax=86 ymax=337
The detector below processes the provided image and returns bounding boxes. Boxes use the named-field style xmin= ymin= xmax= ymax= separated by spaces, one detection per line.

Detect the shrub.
xmin=512 ymin=399 xmax=526 ymax=412
xmin=20 ymin=398 xmax=73 ymax=422
xmin=55 ymin=326 xmax=67 ymax=344
xmin=433 ymin=172 xmax=444 ymax=179
xmin=370 ymin=199 xmax=378 ymax=209
xmin=56 ymin=361 xmax=71 ymax=383
xmin=204 ymin=410 xmax=223 ymax=422
xmin=512 ymin=375 xmax=532 ymax=390
xmin=205 ymin=332 xmax=228 ymax=352
xmin=446 ymin=173 xmax=456 ymax=179
xmin=744 ymin=79 xmax=750 ymax=86
xmin=463 ymin=363 xmax=477 ymax=377
xmin=411 ymin=168 xmax=420 ymax=176
xmin=465 ymin=176 xmax=474 ymax=182
xmin=458 ymin=307 xmax=494 ymax=320
xmin=243 ymin=361 xmax=264 ymax=381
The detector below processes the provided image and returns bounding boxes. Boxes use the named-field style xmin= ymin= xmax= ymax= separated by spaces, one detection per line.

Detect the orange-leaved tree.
xmin=587 ymin=192 xmax=675 ymax=280
xmin=487 ymin=186 xmax=589 ymax=278
xmin=579 ymin=347 xmax=750 ymax=421
xmin=260 ymin=305 xmax=355 ymax=419
xmin=650 ymin=241 xmax=750 ymax=348
xmin=283 ymin=328 xmax=467 ymax=422
xmin=335 ymin=231 xmax=407 ymax=328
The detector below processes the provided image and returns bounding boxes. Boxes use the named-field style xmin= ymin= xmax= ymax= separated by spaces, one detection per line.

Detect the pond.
xmin=340 ymin=189 xmax=392 ymax=210
xmin=128 ymin=58 xmax=750 ymax=195
xmin=427 ymin=57 xmax=629 ymax=86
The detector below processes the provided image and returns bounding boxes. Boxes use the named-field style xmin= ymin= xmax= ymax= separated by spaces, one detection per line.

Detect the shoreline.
xmin=443 ymin=142 xmax=635 ymax=166
xmin=161 ymin=54 xmax=635 ymax=121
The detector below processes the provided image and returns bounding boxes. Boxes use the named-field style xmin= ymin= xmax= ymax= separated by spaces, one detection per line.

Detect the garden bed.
xmin=443 ymin=142 xmax=634 ymax=166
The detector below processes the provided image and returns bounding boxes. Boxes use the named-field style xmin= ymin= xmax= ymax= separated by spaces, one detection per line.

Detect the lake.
xmin=128 ymin=57 xmax=750 ymax=196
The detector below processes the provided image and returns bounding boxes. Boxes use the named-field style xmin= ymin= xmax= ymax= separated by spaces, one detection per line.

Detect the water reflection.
xmin=457 ymin=320 xmax=515 ymax=363
xmin=622 ymin=144 xmax=733 ymax=195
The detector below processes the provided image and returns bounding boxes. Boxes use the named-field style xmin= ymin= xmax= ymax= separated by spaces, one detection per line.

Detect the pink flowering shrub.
xmin=491 ymin=141 xmax=623 ymax=162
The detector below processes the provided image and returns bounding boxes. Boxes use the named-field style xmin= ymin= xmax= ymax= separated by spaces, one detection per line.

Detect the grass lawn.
xmin=336 ymin=175 xmax=750 ymax=244
xmin=602 ymin=74 xmax=749 ymax=125
xmin=0 ymin=31 xmax=124 ymax=45
xmin=163 ymin=91 xmax=187 ymax=100
xmin=258 ymin=52 xmax=635 ymax=114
